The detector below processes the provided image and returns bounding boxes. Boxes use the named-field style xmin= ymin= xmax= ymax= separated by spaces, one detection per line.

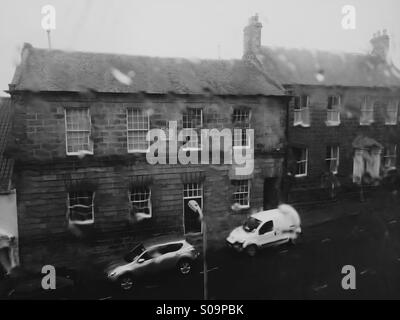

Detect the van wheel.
xmin=118 ymin=275 xmax=134 ymax=291
xmin=177 ymin=259 xmax=192 ymax=275
xmin=246 ymin=245 xmax=258 ymax=257
xmin=289 ymin=237 xmax=297 ymax=246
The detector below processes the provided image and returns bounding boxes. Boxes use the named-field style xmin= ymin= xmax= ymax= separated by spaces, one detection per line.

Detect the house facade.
xmin=243 ymin=15 xmax=400 ymax=202
xmin=7 ymin=44 xmax=288 ymax=269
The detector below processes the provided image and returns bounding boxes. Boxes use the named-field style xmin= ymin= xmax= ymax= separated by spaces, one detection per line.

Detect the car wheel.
xmin=177 ymin=259 xmax=192 ymax=275
xmin=246 ymin=245 xmax=258 ymax=257
xmin=118 ymin=275 xmax=134 ymax=291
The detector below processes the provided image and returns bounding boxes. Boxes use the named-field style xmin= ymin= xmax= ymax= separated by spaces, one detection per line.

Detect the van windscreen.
xmin=243 ymin=217 xmax=261 ymax=232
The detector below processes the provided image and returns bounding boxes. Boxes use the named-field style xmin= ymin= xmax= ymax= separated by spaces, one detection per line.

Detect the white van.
xmin=226 ymin=205 xmax=302 ymax=256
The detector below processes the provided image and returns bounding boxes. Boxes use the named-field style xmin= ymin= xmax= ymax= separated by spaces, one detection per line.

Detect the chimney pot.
xmin=370 ymin=29 xmax=390 ymax=63
xmin=243 ymin=14 xmax=263 ymax=56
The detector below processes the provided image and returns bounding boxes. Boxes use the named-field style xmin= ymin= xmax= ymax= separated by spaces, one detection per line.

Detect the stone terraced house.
xmin=243 ymin=15 xmax=400 ymax=202
xmin=6 ymin=40 xmax=288 ymax=269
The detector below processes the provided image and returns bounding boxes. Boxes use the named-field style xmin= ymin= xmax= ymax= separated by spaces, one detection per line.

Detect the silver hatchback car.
xmin=106 ymin=237 xmax=199 ymax=291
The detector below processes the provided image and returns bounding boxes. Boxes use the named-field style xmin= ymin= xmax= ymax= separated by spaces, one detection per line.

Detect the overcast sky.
xmin=1 ymin=0 xmax=400 ymax=96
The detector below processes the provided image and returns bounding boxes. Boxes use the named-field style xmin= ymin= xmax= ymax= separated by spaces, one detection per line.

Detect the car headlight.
xmin=108 ymin=271 xmax=117 ymax=278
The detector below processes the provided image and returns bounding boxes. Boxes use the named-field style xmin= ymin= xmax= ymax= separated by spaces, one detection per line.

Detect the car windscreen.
xmin=124 ymin=244 xmax=146 ymax=263
xmin=243 ymin=217 xmax=262 ymax=232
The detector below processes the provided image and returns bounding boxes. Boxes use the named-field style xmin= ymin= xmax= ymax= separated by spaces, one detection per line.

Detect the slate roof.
xmin=10 ymin=43 xmax=284 ymax=96
xmin=0 ymin=98 xmax=13 ymax=192
xmin=259 ymin=46 xmax=400 ymax=88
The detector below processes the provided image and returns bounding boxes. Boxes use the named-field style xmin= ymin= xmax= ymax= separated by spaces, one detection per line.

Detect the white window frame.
xmin=383 ymin=144 xmax=397 ymax=170
xmin=64 ymin=108 xmax=93 ymax=156
xmin=67 ymin=191 xmax=95 ymax=225
xmin=129 ymin=186 xmax=152 ymax=219
xmin=232 ymin=179 xmax=251 ymax=209
xmin=326 ymin=145 xmax=340 ymax=174
xmin=360 ymin=96 xmax=374 ymax=126
xmin=232 ymin=109 xmax=251 ymax=149
xmin=294 ymin=147 xmax=308 ymax=177
xmin=183 ymin=183 xmax=203 ymax=234
xmin=385 ymin=100 xmax=399 ymax=125
xmin=127 ymin=108 xmax=150 ymax=153
xmin=182 ymin=108 xmax=203 ymax=151
xmin=326 ymin=95 xmax=341 ymax=126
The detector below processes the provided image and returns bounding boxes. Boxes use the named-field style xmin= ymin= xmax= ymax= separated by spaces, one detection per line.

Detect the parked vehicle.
xmin=226 ymin=204 xmax=302 ymax=256
xmin=106 ymin=237 xmax=199 ymax=291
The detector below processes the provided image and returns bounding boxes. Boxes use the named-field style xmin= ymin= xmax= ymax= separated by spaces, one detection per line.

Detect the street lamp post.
xmin=188 ymin=200 xmax=207 ymax=300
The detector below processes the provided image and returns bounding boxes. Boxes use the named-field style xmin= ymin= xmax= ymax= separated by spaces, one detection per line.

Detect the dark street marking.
xmin=200 ymin=266 xmax=219 ymax=274
xmin=360 ymin=268 xmax=376 ymax=276
xmin=312 ymin=283 xmax=328 ymax=292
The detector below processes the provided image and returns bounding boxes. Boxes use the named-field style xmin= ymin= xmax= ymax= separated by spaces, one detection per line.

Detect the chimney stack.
xmin=243 ymin=14 xmax=262 ymax=56
xmin=370 ymin=29 xmax=390 ymax=63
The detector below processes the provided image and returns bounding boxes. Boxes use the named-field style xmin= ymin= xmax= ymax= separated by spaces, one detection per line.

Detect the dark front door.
xmin=263 ymin=178 xmax=278 ymax=210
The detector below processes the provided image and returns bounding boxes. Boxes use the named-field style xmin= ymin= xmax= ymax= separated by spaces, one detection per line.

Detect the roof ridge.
xmin=262 ymin=45 xmax=368 ymax=57
xmin=28 ymin=44 xmax=242 ymax=64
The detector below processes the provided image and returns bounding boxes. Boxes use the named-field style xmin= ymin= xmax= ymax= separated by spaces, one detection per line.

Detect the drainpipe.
xmin=282 ymin=90 xmax=291 ymax=203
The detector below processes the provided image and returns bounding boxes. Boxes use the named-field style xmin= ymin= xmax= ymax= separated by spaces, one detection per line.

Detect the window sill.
xmin=295 ymin=174 xmax=307 ymax=178
xmin=66 ymin=151 xmax=94 ymax=156
xmin=232 ymin=204 xmax=250 ymax=210
xmin=131 ymin=212 xmax=152 ymax=221
xmin=69 ymin=219 xmax=94 ymax=226
xmin=359 ymin=122 xmax=373 ymax=126
xmin=325 ymin=121 xmax=341 ymax=127
xmin=128 ymin=149 xmax=149 ymax=154
xmin=233 ymin=146 xmax=251 ymax=150
xmin=184 ymin=231 xmax=203 ymax=236
xmin=293 ymin=123 xmax=310 ymax=128
xmin=385 ymin=122 xmax=398 ymax=126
